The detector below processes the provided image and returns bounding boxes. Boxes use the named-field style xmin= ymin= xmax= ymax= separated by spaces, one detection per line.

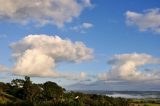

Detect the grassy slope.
xmin=0 ymin=92 xmax=21 ymax=104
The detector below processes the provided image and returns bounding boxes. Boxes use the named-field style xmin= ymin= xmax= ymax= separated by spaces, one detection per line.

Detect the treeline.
xmin=0 ymin=76 xmax=130 ymax=106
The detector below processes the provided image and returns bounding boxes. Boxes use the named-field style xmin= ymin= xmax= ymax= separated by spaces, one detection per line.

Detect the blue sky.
xmin=0 ymin=0 xmax=160 ymax=90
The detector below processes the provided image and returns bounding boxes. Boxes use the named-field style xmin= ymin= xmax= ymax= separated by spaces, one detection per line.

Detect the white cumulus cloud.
xmin=98 ymin=53 xmax=160 ymax=81
xmin=10 ymin=34 xmax=93 ymax=79
xmin=0 ymin=0 xmax=92 ymax=27
xmin=126 ymin=8 xmax=160 ymax=34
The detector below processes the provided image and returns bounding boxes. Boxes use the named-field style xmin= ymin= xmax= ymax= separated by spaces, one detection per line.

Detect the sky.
xmin=0 ymin=0 xmax=160 ymax=91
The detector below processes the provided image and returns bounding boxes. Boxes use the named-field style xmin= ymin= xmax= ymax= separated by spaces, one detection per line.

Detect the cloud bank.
xmin=126 ymin=8 xmax=160 ymax=34
xmin=68 ymin=53 xmax=160 ymax=90
xmin=0 ymin=0 xmax=92 ymax=27
xmin=10 ymin=34 xmax=93 ymax=80
xmin=98 ymin=53 xmax=160 ymax=81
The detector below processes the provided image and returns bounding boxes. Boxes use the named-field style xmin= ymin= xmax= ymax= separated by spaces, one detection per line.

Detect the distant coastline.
xmin=73 ymin=90 xmax=160 ymax=99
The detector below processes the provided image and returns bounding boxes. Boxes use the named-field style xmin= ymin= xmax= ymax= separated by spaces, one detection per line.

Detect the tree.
xmin=0 ymin=82 xmax=5 ymax=92
xmin=23 ymin=76 xmax=32 ymax=101
xmin=29 ymin=84 xmax=43 ymax=102
xmin=43 ymin=81 xmax=64 ymax=101
xmin=5 ymin=79 xmax=25 ymax=99
xmin=11 ymin=79 xmax=24 ymax=88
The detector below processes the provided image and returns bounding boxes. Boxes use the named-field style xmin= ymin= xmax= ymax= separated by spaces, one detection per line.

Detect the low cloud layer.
xmin=0 ymin=0 xmax=91 ymax=27
xmin=10 ymin=34 xmax=93 ymax=80
xmin=126 ymin=8 xmax=160 ymax=34
xmin=98 ymin=53 xmax=160 ymax=81
xmin=67 ymin=80 xmax=160 ymax=91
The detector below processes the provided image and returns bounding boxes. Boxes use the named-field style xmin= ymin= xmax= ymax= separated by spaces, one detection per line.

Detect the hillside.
xmin=0 ymin=76 xmax=131 ymax=106
xmin=1 ymin=76 xmax=160 ymax=106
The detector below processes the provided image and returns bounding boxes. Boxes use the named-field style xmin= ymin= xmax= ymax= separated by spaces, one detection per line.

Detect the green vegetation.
xmin=0 ymin=76 xmax=160 ymax=106
xmin=129 ymin=98 xmax=160 ymax=106
xmin=129 ymin=103 xmax=160 ymax=106
xmin=0 ymin=76 xmax=131 ymax=106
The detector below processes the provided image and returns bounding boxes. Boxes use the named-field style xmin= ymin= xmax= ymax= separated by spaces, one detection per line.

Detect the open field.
xmin=130 ymin=103 xmax=160 ymax=106
xmin=129 ymin=98 xmax=160 ymax=106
